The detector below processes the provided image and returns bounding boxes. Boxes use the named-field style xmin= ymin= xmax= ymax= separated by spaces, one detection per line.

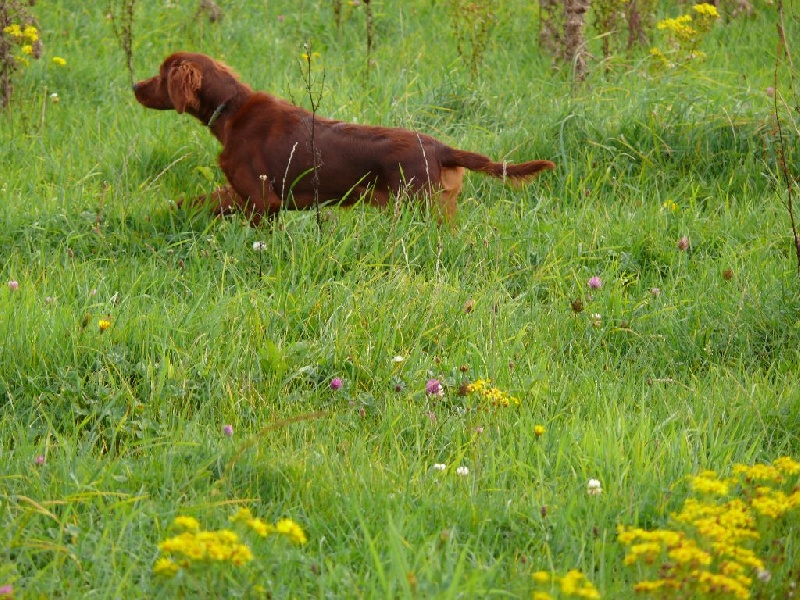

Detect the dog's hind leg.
xmin=436 ymin=166 xmax=464 ymax=224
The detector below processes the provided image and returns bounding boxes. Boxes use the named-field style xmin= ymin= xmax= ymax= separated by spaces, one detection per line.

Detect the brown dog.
xmin=133 ymin=52 xmax=555 ymax=225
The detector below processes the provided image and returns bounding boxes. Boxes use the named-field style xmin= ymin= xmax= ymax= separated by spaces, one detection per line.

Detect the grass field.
xmin=2 ymin=1 xmax=800 ymax=597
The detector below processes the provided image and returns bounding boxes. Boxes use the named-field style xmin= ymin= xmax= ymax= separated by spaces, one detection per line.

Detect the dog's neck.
xmin=207 ymin=101 xmax=228 ymax=128
xmin=195 ymin=85 xmax=253 ymax=145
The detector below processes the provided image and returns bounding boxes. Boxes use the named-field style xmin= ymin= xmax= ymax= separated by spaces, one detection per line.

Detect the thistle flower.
xmin=330 ymin=377 xmax=343 ymax=391
xmin=223 ymin=424 xmax=233 ymax=437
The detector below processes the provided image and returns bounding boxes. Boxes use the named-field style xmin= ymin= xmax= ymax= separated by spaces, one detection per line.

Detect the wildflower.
xmin=590 ymin=313 xmax=602 ymax=327
xmin=650 ymin=287 xmax=661 ymax=297
xmin=330 ymin=377 xmax=343 ymax=391
xmin=246 ymin=517 xmax=273 ymax=537
xmin=172 ymin=516 xmax=201 ymax=532
xmin=230 ymin=507 xmax=254 ymax=523
xmin=532 ymin=571 xmax=552 ymax=583
xmin=252 ymin=240 xmax=266 ymax=251
xmin=4 ymin=24 xmax=22 ymax=37
xmin=21 ymin=45 xmax=33 ymax=55
xmin=0 ymin=584 xmax=13 ymax=598
xmin=8 ymin=280 xmax=18 ymax=291
xmin=52 ymin=56 xmax=67 ymax=66
xmin=534 ymin=425 xmax=545 ymax=438
xmin=98 ymin=318 xmax=111 ymax=331
xmin=757 ymin=569 xmax=772 ymax=583
xmin=677 ymin=235 xmax=690 ymax=251
xmin=274 ymin=518 xmax=307 ymax=545
xmin=23 ymin=25 xmax=38 ymax=42
xmin=223 ymin=424 xmax=233 ymax=437
xmin=433 ymin=463 xmax=447 ymax=471
xmin=456 ymin=466 xmax=469 ymax=476
xmin=301 ymin=51 xmax=321 ymax=61
xmin=662 ymin=199 xmax=678 ymax=212
xmin=425 ymin=379 xmax=444 ymax=397
xmin=153 ymin=557 xmax=179 ymax=577
xmin=587 ymin=478 xmax=603 ymax=495
xmin=693 ymin=2 xmax=719 ymax=18
xmin=35 ymin=455 xmax=45 ymax=465
xmin=392 ymin=355 xmax=405 ymax=363
xmin=474 ymin=426 xmax=484 ymax=434
xmin=766 ymin=86 xmax=775 ymax=97
xmin=588 ymin=276 xmax=602 ymax=290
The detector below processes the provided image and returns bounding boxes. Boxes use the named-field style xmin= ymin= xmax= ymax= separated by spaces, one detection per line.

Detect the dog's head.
xmin=133 ymin=52 xmax=244 ymax=115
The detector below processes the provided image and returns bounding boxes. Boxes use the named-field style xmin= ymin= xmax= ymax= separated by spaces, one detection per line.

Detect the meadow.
xmin=1 ymin=0 xmax=799 ymax=597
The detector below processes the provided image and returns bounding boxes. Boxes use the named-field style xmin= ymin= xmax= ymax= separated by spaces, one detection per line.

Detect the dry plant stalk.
xmin=107 ymin=0 xmax=136 ymax=88
xmin=563 ymin=0 xmax=591 ymax=81
xmin=197 ymin=0 xmax=223 ymax=22
xmin=0 ymin=0 xmax=41 ymax=109
xmin=773 ymin=0 xmax=800 ymax=270
xmin=538 ymin=0 xmax=563 ymax=55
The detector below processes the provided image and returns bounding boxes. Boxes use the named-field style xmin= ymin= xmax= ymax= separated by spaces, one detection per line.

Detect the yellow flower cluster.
xmin=154 ymin=511 xmax=308 ymax=579
xmin=229 ymin=507 xmax=308 ymax=545
xmin=465 ymin=378 xmax=520 ymax=407
xmin=156 ymin=528 xmax=253 ymax=574
xmin=651 ymin=3 xmax=719 ymax=68
xmin=532 ymin=569 xmax=601 ymax=599
xmin=657 ymin=14 xmax=697 ymax=43
xmin=3 ymin=24 xmax=39 ymax=43
xmin=619 ymin=456 xmax=800 ymax=598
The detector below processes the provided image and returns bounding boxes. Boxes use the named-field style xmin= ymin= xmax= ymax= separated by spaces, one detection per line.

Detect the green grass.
xmin=2 ymin=0 xmax=800 ymax=597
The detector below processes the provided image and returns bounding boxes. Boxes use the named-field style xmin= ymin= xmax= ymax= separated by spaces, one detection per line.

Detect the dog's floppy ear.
xmin=167 ymin=62 xmax=202 ymax=114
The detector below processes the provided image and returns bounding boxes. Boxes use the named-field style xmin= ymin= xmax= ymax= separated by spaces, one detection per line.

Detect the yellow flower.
xmin=52 ymin=56 xmax=67 ymax=66
xmin=21 ymin=45 xmax=33 ymax=55
xmin=532 ymin=571 xmax=552 ymax=583
xmin=275 ymin=518 xmax=307 ymax=545
xmin=692 ymin=3 xmax=719 ymax=18
xmin=773 ymin=456 xmax=800 ymax=475
xmin=229 ymin=507 xmax=254 ymax=523
xmin=247 ymin=517 xmax=273 ymax=537
xmin=98 ymin=319 xmax=111 ymax=331
xmin=172 ymin=515 xmax=201 ymax=532
xmin=3 ymin=24 xmax=22 ymax=37
xmin=301 ymin=51 xmax=321 ymax=61
xmin=23 ymin=25 xmax=39 ymax=42
xmin=153 ymin=557 xmax=179 ymax=577
xmin=689 ymin=471 xmax=730 ymax=496
xmin=534 ymin=424 xmax=546 ymax=437
xmin=532 ymin=593 xmax=554 ymax=600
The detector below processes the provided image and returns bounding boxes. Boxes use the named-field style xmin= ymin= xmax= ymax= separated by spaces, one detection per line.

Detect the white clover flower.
xmin=253 ymin=241 xmax=266 ymax=251
xmin=456 ymin=466 xmax=469 ymax=476
xmin=433 ymin=463 xmax=447 ymax=471
xmin=392 ymin=355 xmax=405 ymax=363
xmin=587 ymin=478 xmax=603 ymax=495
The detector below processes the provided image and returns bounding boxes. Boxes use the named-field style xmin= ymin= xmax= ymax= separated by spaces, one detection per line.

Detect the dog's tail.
xmin=442 ymin=147 xmax=555 ymax=182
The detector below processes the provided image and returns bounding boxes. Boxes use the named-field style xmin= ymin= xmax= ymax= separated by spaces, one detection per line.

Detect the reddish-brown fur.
xmin=133 ymin=52 xmax=555 ymax=225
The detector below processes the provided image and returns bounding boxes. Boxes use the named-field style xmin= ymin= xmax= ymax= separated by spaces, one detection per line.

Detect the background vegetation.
xmin=1 ymin=0 xmax=798 ymax=597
